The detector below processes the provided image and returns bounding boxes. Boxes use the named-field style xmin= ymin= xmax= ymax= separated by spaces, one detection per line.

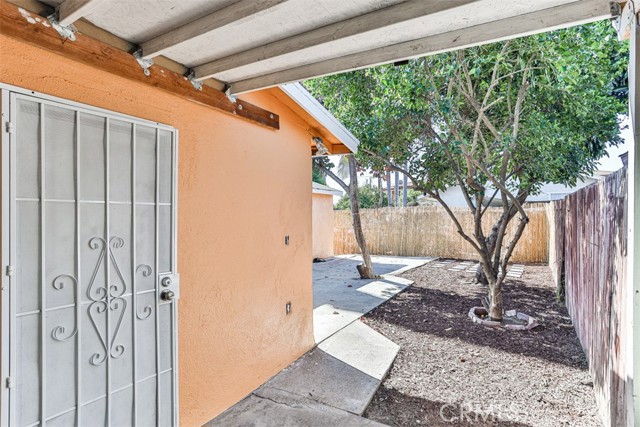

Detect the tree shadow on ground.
xmin=365 ymin=386 xmax=533 ymax=427
xmin=366 ymin=273 xmax=587 ymax=369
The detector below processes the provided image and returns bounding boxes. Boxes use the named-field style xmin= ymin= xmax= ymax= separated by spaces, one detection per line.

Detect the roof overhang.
xmin=23 ymin=0 xmax=615 ymax=96
xmin=312 ymin=182 xmax=343 ymax=196
xmin=280 ymin=83 xmax=359 ymax=154
xmin=2 ymin=0 xmax=618 ymax=131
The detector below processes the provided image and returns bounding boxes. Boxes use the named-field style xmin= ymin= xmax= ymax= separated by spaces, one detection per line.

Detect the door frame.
xmin=0 ymin=83 xmax=180 ymax=426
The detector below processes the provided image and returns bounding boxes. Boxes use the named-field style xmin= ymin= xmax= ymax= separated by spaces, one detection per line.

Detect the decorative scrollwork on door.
xmin=86 ymin=236 xmax=129 ymax=366
xmin=135 ymin=264 xmax=153 ymax=320
xmin=51 ymin=274 xmax=78 ymax=341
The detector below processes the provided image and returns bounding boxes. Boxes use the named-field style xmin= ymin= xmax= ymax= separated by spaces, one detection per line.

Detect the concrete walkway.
xmin=208 ymin=256 xmax=434 ymax=427
xmin=313 ymin=255 xmax=435 ymax=343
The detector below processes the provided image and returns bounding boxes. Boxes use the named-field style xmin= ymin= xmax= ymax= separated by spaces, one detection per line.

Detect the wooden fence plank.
xmin=561 ymin=169 xmax=628 ymax=427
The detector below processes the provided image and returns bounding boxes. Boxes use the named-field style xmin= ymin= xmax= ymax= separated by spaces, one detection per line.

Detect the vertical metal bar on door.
xmin=39 ymin=102 xmax=46 ymax=427
xmin=7 ymin=92 xmax=17 ymax=427
xmin=105 ymin=117 xmax=111 ymax=427
xmin=154 ymin=129 xmax=161 ymax=426
xmin=74 ymin=110 xmax=82 ymax=426
xmin=171 ymin=131 xmax=177 ymax=426
xmin=131 ymin=123 xmax=138 ymax=426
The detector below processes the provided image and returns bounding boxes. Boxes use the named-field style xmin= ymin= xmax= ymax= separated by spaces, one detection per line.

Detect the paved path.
xmin=313 ymin=255 xmax=435 ymax=343
xmin=430 ymin=259 xmax=525 ymax=278
xmin=209 ymin=255 xmax=434 ymax=427
xmin=210 ymin=323 xmax=398 ymax=426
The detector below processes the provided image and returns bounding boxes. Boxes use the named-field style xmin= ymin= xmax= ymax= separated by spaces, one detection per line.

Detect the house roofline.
xmin=312 ymin=182 xmax=343 ymax=196
xmin=279 ymin=83 xmax=359 ymax=154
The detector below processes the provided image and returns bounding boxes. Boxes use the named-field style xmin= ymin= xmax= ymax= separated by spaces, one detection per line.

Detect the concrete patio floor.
xmin=208 ymin=255 xmax=434 ymax=427
xmin=313 ymin=255 xmax=435 ymax=343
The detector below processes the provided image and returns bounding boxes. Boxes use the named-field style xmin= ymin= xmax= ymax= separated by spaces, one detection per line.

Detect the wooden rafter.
xmin=141 ymin=0 xmax=287 ymax=60
xmin=58 ymin=0 xmax=104 ymax=26
xmin=193 ymin=0 xmax=479 ymax=81
xmin=0 ymin=0 xmax=279 ymax=129
xmin=228 ymin=0 xmax=612 ymax=94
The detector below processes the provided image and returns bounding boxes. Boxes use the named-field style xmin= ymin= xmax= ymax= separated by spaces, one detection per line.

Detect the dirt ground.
xmin=363 ymin=262 xmax=600 ymax=427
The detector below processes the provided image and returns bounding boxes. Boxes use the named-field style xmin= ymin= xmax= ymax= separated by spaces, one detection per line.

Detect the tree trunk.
xmin=394 ymin=170 xmax=399 ymax=207
xmin=475 ymin=265 xmax=488 ymax=285
xmin=487 ymin=279 xmax=503 ymax=321
xmin=347 ymin=156 xmax=378 ymax=279
xmin=402 ymin=169 xmax=408 ymax=207
xmin=386 ymin=171 xmax=392 ymax=206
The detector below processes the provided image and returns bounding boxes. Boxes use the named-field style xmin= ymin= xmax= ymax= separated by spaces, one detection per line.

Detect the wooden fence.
xmin=549 ymin=168 xmax=630 ymax=427
xmin=333 ymin=204 xmax=549 ymax=263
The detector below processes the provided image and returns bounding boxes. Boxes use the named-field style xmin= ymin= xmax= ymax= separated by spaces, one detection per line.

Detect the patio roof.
xmin=37 ymin=0 xmax=615 ymax=95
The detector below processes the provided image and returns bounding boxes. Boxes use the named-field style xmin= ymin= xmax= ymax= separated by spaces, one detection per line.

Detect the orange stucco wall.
xmin=0 ymin=34 xmax=316 ymax=425
xmin=312 ymin=193 xmax=335 ymax=259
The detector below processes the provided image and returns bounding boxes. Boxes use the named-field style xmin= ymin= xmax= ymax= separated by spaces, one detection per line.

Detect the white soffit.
xmin=312 ymin=182 xmax=343 ymax=196
xmin=45 ymin=0 xmax=613 ymax=94
xmin=280 ymin=82 xmax=359 ymax=153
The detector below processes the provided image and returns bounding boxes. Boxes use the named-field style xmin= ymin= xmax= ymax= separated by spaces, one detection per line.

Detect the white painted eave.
xmin=312 ymin=181 xmax=343 ymax=196
xmin=280 ymin=82 xmax=359 ymax=153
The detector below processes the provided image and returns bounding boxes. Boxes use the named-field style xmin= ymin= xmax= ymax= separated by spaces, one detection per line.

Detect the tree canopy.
xmin=305 ymin=21 xmax=628 ymax=320
xmin=305 ymin=21 xmax=628 ymax=197
xmin=312 ymin=162 xmax=327 ymax=185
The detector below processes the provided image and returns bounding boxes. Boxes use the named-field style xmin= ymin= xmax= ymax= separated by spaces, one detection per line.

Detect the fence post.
xmin=629 ymin=14 xmax=640 ymax=426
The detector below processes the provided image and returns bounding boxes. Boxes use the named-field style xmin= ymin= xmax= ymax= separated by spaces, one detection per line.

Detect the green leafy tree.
xmin=335 ymin=184 xmax=386 ymax=210
xmin=306 ymin=22 xmax=627 ymax=320
xmin=312 ymin=163 xmax=327 ymax=185
xmin=335 ymin=186 xmax=422 ymax=209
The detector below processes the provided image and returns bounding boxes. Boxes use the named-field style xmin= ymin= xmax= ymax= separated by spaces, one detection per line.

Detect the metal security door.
xmin=4 ymin=91 xmax=179 ymax=427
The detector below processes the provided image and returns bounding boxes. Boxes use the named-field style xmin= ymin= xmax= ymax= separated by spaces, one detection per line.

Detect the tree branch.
xmin=316 ymin=160 xmax=350 ymax=194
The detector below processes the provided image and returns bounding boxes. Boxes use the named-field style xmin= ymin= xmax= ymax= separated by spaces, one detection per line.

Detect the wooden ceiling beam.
xmin=58 ymin=0 xmax=104 ymax=26
xmin=193 ymin=0 xmax=479 ymax=81
xmin=140 ymin=0 xmax=287 ymax=60
xmin=0 ymin=0 xmax=279 ymax=129
xmin=228 ymin=0 xmax=612 ymax=94
xmin=329 ymin=143 xmax=353 ymax=155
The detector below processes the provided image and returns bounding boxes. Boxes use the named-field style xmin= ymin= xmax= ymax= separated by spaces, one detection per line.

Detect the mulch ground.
xmin=363 ymin=262 xmax=600 ymax=427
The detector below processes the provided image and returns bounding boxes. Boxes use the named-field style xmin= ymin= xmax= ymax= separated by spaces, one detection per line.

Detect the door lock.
xmin=161 ymin=290 xmax=175 ymax=301
xmin=158 ymin=273 xmax=179 ymax=301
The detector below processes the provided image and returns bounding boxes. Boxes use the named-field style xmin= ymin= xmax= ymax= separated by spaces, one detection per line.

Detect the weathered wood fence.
xmin=333 ymin=170 xmax=630 ymax=426
xmin=333 ymin=204 xmax=549 ymax=263
xmin=548 ymin=168 xmax=630 ymax=427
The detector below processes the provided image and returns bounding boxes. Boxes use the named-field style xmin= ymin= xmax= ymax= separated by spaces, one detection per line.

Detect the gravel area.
xmin=363 ymin=263 xmax=600 ymax=427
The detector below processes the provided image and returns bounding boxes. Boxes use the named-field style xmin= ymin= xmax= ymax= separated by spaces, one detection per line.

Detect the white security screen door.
xmin=4 ymin=91 xmax=179 ymax=426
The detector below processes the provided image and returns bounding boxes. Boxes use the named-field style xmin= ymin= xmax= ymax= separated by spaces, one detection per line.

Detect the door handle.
xmin=161 ymin=290 xmax=175 ymax=301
